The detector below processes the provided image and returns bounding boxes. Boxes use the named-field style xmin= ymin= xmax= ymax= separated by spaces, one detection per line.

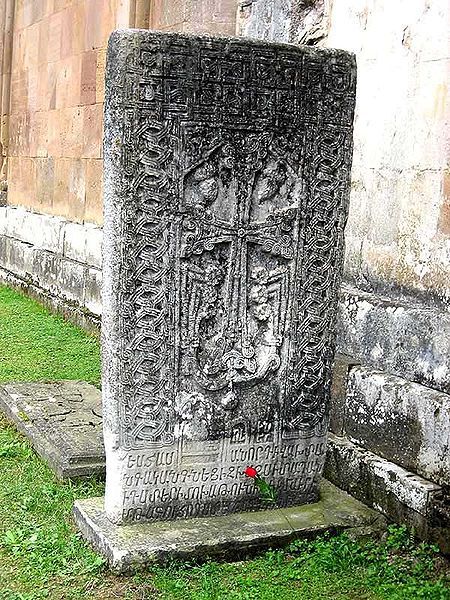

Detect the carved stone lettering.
xmin=102 ymin=31 xmax=356 ymax=524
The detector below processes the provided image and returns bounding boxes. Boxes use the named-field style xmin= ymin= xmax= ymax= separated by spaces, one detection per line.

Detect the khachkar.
xmin=102 ymin=30 xmax=356 ymax=525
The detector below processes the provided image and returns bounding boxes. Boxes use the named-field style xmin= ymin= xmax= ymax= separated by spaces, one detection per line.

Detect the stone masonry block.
xmin=84 ymin=158 xmax=104 ymax=225
xmin=84 ymin=267 xmax=102 ymax=316
xmin=63 ymin=220 xmax=102 ymax=268
xmin=47 ymin=10 xmax=62 ymax=64
xmin=47 ymin=109 xmax=62 ymax=155
xmin=324 ymin=433 xmax=449 ymax=553
xmin=84 ymin=223 xmax=102 ymax=268
xmin=0 ymin=235 xmax=34 ymax=280
xmin=35 ymin=158 xmax=55 ymax=210
xmin=344 ymin=366 xmax=450 ymax=487
xmin=330 ymin=354 xmax=360 ymax=436
xmin=31 ymin=249 xmax=86 ymax=304
xmin=337 ymin=285 xmax=450 ymax=394
xmin=66 ymin=159 xmax=86 ymax=223
xmin=60 ymin=106 xmax=83 ymax=157
xmin=0 ymin=209 xmax=103 ymax=317
xmin=0 ymin=207 xmax=7 ymax=236
xmin=38 ymin=19 xmax=49 ymax=66
xmin=82 ymin=103 xmax=103 ymax=159
xmin=1 ymin=206 xmax=65 ymax=254
xmin=80 ymin=50 xmax=97 ymax=105
xmin=325 ymin=433 xmax=441 ymax=518
xmin=95 ymin=48 xmax=106 ymax=103
xmin=56 ymin=56 xmax=82 ymax=110
xmin=62 ymin=221 xmax=87 ymax=263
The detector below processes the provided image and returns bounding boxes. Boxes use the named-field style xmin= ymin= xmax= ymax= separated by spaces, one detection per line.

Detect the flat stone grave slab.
xmin=73 ymin=479 xmax=385 ymax=572
xmin=0 ymin=381 xmax=105 ymax=479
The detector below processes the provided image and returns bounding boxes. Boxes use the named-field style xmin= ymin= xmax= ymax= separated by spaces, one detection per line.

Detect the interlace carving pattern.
xmin=106 ymin=34 xmax=356 ymax=449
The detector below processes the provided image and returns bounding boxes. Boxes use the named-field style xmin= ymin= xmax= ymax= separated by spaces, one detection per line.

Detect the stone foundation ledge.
xmin=73 ymin=480 xmax=385 ymax=573
xmin=336 ymin=285 xmax=450 ymax=395
xmin=0 ymin=205 xmax=102 ymax=330
xmin=324 ymin=434 xmax=449 ymax=553
xmin=330 ymin=365 xmax=450 ymax=487
xmin=0 ymin=265 xmax=100 ymax=334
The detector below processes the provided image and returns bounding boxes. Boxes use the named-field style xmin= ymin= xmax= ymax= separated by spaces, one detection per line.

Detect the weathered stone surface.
xmin=237 ymin=0 xmax=330 ymax=46
xmin=102 ymin=30 xmax=356 ymax=524
xmin=0 ymin=205 xmax=103 ymax=328
xmin=0 ymin=206 xmax=103 ymax=269
xmin=0 ymin=381 xmax=105 ymax=479
xmin=328 ymin=361 xmax=450 ymax=551
xmin=237 ymin=0 xmax=293 ymax=43
xmin=84 ymin=266 xmax=102 ymax=316
xmin=73 ymin=480 xmax=384 ymax=572
xmin=63 ymin=221 xmax=103 ymax=269
xmin=0 ymin=206 xmax=65 ymax=255
xmin=329 ymin=354 xmax=360 ymax=436
xmin=325 ymin=433 xmax=441 ymax=518
xmin=337 ymin=285 xmax=450 ymax=394
xmin=0 ymin=265 xmax=101 ymax=334
xmin=0 ymin=232 xmax=34 ymax=278
xmin=344 ymin=367 xmax=450 ymax=486
xmin=324 ymin=434 xmax=449 ymax=553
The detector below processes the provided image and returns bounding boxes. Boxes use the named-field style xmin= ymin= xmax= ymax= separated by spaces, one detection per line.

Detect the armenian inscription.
xmin=102 ymin=30 xmax=356 ymax=524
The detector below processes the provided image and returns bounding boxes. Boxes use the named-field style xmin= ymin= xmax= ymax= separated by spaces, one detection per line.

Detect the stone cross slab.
xmin=103 ymin=30 xmax=356 ymax=524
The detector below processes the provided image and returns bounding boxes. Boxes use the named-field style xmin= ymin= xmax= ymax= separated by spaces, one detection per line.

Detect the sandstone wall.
xmin=6 ymin=0 xmax=121 ymax=224
xmin=3 ymin=0 xmax=238 ymax=225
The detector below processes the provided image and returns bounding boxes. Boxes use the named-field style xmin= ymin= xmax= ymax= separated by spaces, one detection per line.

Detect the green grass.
xmin=0 ymin=285 xmax=100 ymax=385
xmin=0 ymin=284 xmax=449 ymax=599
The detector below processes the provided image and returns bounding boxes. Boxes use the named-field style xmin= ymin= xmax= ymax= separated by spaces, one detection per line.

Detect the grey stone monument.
xmin=101 ymin=30 xmax=356 ymax=525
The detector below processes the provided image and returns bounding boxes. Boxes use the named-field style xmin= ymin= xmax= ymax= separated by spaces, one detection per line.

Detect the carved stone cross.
xmin=180 ymin=142 xmax=300 ymax=394
xmin=102 ymin=30 xmax=356 ymax=524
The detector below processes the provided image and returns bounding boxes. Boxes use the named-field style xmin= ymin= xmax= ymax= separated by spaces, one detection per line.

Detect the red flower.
xmin=244 ymin=466 xmax=258 ymax=479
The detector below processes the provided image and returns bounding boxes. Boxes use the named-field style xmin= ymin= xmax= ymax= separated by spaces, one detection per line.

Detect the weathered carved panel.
xmin=102 ymin=31 xmax=356 ymax=523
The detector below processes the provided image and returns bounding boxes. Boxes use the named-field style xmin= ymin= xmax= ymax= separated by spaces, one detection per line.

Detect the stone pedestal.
xmin=73 ymin=480 xmax=384 ymax=572
xmin=101 ymin=30 xmax=356 ymax=525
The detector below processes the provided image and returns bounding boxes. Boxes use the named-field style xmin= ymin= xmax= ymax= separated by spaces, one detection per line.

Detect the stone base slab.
xmin=73 ymin=480 xmax=385 ymax=573
xmin=0 ymin=381 xmax=105 ymax=479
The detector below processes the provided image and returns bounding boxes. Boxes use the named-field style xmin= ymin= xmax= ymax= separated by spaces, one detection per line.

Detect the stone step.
xmin=330 ymin=364 xmax=450 ymax=486
xmin=324 ymin=433 xmax=449 ymax=552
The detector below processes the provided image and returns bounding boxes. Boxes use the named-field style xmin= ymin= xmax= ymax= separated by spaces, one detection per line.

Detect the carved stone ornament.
xmin=102 ymin=30 xmax=356 ymax=524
